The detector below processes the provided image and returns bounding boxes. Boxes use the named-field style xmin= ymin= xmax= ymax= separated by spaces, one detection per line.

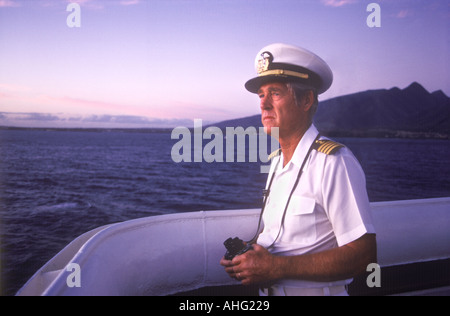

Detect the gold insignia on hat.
xmin=257 ymin=51 xmax=273 ymax=74
xmin=259 ymin=69 xmax=309 ymax=80
xmin=255 ymin=51 xmax=309 ymax=80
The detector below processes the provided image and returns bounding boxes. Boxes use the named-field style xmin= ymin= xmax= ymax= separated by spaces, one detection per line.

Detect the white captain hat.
xmin=245 ymin=43 xmax=333 ymax=94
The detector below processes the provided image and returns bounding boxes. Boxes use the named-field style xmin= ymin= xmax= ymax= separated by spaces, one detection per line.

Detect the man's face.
xmin=257 ymin=82 xmax=307 ymax=138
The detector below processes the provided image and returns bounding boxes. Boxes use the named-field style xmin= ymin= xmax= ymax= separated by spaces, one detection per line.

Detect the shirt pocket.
xmin=281 ymin=196 xmax=317 ymax=245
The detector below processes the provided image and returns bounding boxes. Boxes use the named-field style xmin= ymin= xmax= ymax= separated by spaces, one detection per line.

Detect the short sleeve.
xmin=321 ymin=148 xmax=376 ymax=246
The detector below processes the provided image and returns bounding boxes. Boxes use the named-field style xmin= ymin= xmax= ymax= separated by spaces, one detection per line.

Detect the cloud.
xmin=394 ymin=9 xmax=414 ymax=19
xmin=61 ymin=0 xmax=141 ymax=9
xmin=0 ymin=112 xmax=61 ymax=122
xmin=0 ymin=0 xmax=20 ymax=8
xmin=119 ymin=0 xmax=141 ymax=6
xmin=80 ymin=114 xmax=194 ymax=127
xmin=64 ymin=0 xmax=105 ymax=10
xmin=0 ymin=112 xmax=194 ymax=128
xmin=320 ymin=0 xmax=358 ymax=7
xmin=66 ymin=0 xmax=95 ymax=4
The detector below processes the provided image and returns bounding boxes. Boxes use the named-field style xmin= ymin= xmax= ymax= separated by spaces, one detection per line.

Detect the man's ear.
xmin=301 ymin=90 xmax=315 ymax=112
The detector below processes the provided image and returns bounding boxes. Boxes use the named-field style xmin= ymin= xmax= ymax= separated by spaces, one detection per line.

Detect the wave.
xmin=33 ymin=201 xmax=92 ymax=213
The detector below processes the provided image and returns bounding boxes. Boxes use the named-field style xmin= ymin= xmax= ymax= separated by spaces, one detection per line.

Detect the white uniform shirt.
xmin=258 ymin=124 xmax=376 ymax=288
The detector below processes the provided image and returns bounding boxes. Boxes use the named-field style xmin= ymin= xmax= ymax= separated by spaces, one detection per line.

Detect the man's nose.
xmin=260 ymin=95 xmax=272 ymax=111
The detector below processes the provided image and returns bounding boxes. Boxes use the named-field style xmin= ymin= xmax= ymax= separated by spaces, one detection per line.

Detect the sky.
xmin=0 ymin=0 xmax=448 ymax=128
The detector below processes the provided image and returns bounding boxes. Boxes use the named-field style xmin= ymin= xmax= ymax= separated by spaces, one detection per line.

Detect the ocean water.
xmin=0 ymin=129 xmax=449 ymax=295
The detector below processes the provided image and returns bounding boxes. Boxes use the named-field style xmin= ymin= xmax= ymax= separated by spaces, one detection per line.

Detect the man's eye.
xmin=271 ymin=92 xmax=281 ymax=98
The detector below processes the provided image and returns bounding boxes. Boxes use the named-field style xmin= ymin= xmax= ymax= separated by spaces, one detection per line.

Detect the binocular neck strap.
xmin=247 ymin=133 xmax=321 ymax=247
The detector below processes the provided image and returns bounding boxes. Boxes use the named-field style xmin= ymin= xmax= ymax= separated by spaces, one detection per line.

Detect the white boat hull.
xmin=17 ymin=198 xmax=450 ymax=296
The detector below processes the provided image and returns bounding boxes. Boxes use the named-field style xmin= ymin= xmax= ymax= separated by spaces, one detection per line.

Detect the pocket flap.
xmin=289 ymin=196 xmax=315 ymax=215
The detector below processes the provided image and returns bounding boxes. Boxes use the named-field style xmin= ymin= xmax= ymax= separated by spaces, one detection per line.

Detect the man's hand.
xmin=220 ymin=244 xmax=279 ymax=286
xmin=220 ymin=234 xmax=377 ymax=285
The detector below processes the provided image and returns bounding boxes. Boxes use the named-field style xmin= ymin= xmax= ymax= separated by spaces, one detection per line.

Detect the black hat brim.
xmin=245 ymin=74 xmax=320 ymax=94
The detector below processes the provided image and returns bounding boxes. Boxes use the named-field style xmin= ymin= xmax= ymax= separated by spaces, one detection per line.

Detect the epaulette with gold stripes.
xmin=268 ymin=148 xmax=282 ymax=160
xmin=313 ymin=139 xmax=344 ymax=155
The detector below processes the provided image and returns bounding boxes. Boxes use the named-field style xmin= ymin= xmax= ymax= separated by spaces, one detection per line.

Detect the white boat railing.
xmin=16 ymin=197 xmax=450 ymax=296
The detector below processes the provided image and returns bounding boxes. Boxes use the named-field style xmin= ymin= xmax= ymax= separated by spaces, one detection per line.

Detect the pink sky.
xmin=0 ymin=0 xmax=448 ymax=128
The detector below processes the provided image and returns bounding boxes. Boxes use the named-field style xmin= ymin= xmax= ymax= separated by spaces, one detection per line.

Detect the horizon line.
xmin=0 ymin=81 xmax=447 ymax=129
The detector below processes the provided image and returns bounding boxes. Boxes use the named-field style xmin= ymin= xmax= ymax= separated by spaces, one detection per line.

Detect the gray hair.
xmin=286 ymin=82 xmax=319 ymax=119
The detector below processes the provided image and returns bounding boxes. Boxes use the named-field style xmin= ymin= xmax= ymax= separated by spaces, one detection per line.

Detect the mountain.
xmin=313 ymin=82 xmax=450 ymax=138
xmin=214 ymin=82 xmax=450 ymax=139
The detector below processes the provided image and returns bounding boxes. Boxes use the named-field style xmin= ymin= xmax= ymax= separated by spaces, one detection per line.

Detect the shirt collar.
xmin=280 ymin=124 xmax=320 ymax=170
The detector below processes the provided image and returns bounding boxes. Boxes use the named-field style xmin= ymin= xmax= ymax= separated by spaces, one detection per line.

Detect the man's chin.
xmin=262 ymin=126 xmax=280 ymax=138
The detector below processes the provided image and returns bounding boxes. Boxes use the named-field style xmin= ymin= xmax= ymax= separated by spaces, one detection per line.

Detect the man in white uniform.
xmin=220 ymin=43 xmax=377 ymax=296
